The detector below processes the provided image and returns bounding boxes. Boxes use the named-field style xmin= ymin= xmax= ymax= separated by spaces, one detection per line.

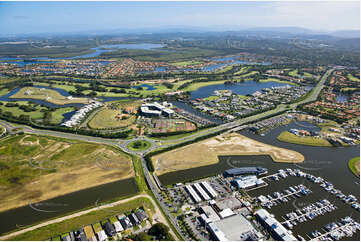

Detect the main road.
xmin=0 ymin=68 xmax=333 ymax=240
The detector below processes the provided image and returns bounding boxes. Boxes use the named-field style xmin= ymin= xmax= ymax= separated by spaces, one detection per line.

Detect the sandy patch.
xmin=153 ymin=132 xmax=304 ymax=175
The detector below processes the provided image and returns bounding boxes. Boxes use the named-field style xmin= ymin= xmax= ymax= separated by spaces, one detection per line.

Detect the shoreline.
xmin=153 ymin=132 xmax=304 ymax=176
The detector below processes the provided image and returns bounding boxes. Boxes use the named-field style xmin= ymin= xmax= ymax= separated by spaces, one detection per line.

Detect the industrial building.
xmin=224 ymin=167 xmax=268 ymax=177
xmin=193 ymin=183 xmax=211 ymax=201
xmin=255 ymin=209 xmax=297 ymax=241
xmin=185 ymin=184 xmax=202 ymax=203
xmin=140 ymin=102 xmax=174 ymax=117
xmin=207 ymin=214 xmax=264 ymax=241
xmin=200 ymin=181 xmax=218 ymax=198
xmin=231 ymin=175 xmax=265 ymax=189
xmin=199 ymin=205 xmax=221 ymax=223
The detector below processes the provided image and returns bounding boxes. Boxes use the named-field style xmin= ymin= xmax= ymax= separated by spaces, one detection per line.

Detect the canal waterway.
xmin=158 ymin=121 xmax=360 ymax=198
xmin=0 ymin=178 xmax=139 ymax=235
xmin=190 ymin=80 xmax=289 ymax=99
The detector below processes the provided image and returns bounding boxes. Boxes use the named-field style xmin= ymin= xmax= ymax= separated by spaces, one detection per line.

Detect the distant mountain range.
xmin=1 ymin=25 xmax=359 ymax=39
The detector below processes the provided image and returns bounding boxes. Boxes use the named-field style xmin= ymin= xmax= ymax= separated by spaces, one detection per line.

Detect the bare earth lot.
xmin=0 ymin=134 xmax=134 ymax=212
xmin=153 ymin=132 xmax=304 ymax=175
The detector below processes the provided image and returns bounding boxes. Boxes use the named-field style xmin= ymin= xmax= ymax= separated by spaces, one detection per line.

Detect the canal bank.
xmin=0 ymin=178 xmax=138 ymax=235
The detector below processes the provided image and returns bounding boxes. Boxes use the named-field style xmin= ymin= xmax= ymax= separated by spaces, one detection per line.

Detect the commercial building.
xmin=208 ymin=214 xmax=263 ymax=241
xmin=224 ymin=167 xmax=268 ymax=177
xmin=140 ymin=102 xmax=174 ymax=117
xmin=207 ymin=222 xmax=228 ymax=241
xmin=200 ymin=181 xmax=218 ymax=198
xmin=231 ymin=175 xmax=265 ymax=189
xmin=199 ymin=205 xmax=221 ymax=223
xmin=255 ymin=209 xmax=297 ymax=241
xmin=185 ymin=184 xmax=202 ymax=203
xmin=193 ymin=183 xmax=211 ymax=201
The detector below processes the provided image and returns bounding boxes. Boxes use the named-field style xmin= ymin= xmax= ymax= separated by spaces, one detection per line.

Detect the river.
xmin=0 ymin=43 xmax=166 ymax=62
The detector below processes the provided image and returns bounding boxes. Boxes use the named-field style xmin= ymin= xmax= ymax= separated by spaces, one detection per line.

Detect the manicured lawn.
xmin=10 ymin=87 xmax=89 ymax=105
xmin=203 ymin=95 xmax=220 ymax=101
xmin=234 ymin=66 xmax=249 ymax=75
xmin=277 ymin=131 xmax=332 ymax=147
xmin=127 ymin=140 xmax=151 ymax=151
xmin=347 ymin=73 xmax=360 ymax=82
xmin=0 ymin=101 xmax=45 ymax=120
xmin=289 ymin=69 xmax=299 ymax=77
xmin=8 ymin=196 xmax=154 ymax=241
xmin=181 ymin=80 xmax=227 ymax=92
xmin=50 ymin=107 xmax=75 ymax=124
xmin=214 ymin=65 xmax=233 ymax=73
xmin=172 ymin=60 xmax=203 ymax=67
xmin=348 ymin=157 xmax=360 ymax=177
xmin=88 ymin=100 xmax=140 ymax=129
xmin=302 ymin=72 xmax=313 ymax=78
xmin=259 ymin=78 xmax=295 ymax=85
xmin=239 ymin=71 xmax=259 ymax=78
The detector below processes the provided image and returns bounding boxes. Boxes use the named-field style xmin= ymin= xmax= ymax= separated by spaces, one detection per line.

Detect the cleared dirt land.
xmin=0 ymin=134 xmax=134 ymax=212
xmin=10 ymin=87 xmax=90 ymax=105
xmin=153 ymin=132 xmax=304 ymax=175
xmin=88 ymin=100 xmax=141 ymax=129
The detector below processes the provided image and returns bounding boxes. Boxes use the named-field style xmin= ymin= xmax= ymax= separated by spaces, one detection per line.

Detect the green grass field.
xmin=277 ymin=131 xmax=332 ymax=147
xmin=10 ymin=87 xmax=89 ymax=105
xmin=8 ymin=197 xmax=154 ymax=241
xmin=348 ymin=157 xmax=360 ymax=177
xmin=0 ymin=101 xmax=45 ymax=120
xmin=259 ymin=78 xmax=295 ymax=85
xmin=234 ymin=66 xmax=249 ymax=75
xmin=203 ymin=95 xmax=220 ymax=101
xmin=302 ymin=72 xmax=313 ymax=78
xmin=0 ymin=134 xmax=134 ymax=212
xmin=88 ymin=100 xmax=140 ymax=129
xmin=181 ymin=80 xmax=227 ymax=92
xmin=127 ymin=140 xmax=151 ymax=151
xmin=347 ymin=74 xmax=360 ymax=82
xmin=50 ymin=107 xmax=76 ymax=124
xmin=172 ymin=60 xmax=203 ymax=67
xmin=239 ymin=71 xmax=259 ymax=78
xmin=289 ymin=69 xmax=299 ymax=77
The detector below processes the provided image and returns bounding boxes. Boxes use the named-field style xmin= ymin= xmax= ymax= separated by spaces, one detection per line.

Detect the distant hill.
xmin=329 ymin=30 xmax=360 ymax=39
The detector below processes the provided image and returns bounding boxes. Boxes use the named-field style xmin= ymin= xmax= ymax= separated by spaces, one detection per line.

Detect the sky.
xmin=0 ymin=1 xmax=359 ymax=36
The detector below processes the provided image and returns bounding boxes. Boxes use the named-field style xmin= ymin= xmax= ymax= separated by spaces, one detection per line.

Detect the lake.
xmin=131 ymin=83 xmax=156 ymax=91
xmin=190 ymin=80 xmax=289 ymax=99
xmin=0 ymin=178 xmax=139 ymax=235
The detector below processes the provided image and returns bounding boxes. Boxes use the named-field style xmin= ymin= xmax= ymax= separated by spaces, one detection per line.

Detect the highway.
xmin=0 ymin=68 xmax=333 ymax=240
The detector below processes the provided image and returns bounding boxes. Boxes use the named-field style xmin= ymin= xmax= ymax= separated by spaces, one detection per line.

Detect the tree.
xmin=148 ymin=223 xmax=171 ymax=240
xmin=133 ymin=232 xmax=152 ymax=241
